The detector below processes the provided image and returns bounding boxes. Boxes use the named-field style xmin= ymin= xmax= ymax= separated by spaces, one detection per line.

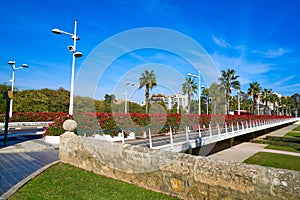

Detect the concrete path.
xmin=0 ymin=139 xmax=59 ymax=199
xmin=208 ymin=120 xmax=300 ymax=162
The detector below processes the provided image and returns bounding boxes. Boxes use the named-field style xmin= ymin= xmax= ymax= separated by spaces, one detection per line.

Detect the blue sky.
xmin=0 ymin=0 xmax=299 ymax=103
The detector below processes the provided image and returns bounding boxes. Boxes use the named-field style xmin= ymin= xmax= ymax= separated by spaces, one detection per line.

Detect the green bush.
xmin=266 ymin=136 xmax=300 ymax=143
xmin=251 ymin=139 xmax=300 ymax=150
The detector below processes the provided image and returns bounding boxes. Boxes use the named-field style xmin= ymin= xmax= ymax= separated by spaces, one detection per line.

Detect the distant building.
xmin=165 ymin=93 xmax=188 ymax=110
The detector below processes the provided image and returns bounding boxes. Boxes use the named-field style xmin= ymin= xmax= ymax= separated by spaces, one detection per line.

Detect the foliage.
xmin=247 ymin=82 xmax=261 ymax=114
xmin=43 ymin=114 xmax=70 ymax=136
xmin=104 ymin=94 xmax=116 ymax=103
xmin=182 ymin=76 xmax=197 ymax=113
xmin=244 ymin=152 xmax=300 ymax=171
xmin=218 ymin=68 xmax=240 ymax=114
xmin=10 ymin=163 xmax=178 ymax=200
xmin=265 ymin=136 xmax=300 ymax=143
xmin=138 ymin=70 xmax=157 ymax=113
xmin=251 ymin=139 xmax=300 ymax=150
xmin=0 ymin=82 xmax=12 ymax=112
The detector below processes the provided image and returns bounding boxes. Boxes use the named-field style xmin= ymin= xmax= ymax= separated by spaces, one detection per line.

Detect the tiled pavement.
xmin=0 ymin=150 xmax=59 ymax=198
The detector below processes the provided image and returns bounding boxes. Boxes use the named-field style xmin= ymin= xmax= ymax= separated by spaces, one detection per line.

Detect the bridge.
xmin=125 ymin=118 xmax=300 ymax=152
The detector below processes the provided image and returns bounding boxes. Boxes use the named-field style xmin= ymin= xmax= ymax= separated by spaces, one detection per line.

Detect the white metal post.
xmin=148 ymin=128 xmax=152 ymax=148
xmin=198 ymin=70 xmax=201 ymax=115
xmin=125 ymin=86 xmax=128 ymax=114
xmin=121 ymin=130 xmax=125 ymax=144
xmin=169 ymin=127 xmax=173 ymax=149
xmin=9 ymin=70 xmax=15 ymax=118
xmin=69 ymin=20 xmax=77 ymax=116
xmin=185 ymin=126 xmax=189 ymax=142
xmin=238 ymin=90 xmax=240 ymax=115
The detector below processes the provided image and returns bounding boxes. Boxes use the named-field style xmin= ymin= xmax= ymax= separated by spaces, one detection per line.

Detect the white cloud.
xmin=273 ymin=75 xmax=295 ymax=86
xmin=252 ymin=48 xmax=290 ymax=58
xmin=210 ymin=52 xmax=274 ymax=87
xmin=212 ymin=35 xmax=231 ymax=48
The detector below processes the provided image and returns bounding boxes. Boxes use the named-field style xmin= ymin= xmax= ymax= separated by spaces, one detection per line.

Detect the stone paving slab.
xmin=0 ymin=139 xmax=58 ymax=153
xmin=0 ymin=150 xmax=59 ymax=199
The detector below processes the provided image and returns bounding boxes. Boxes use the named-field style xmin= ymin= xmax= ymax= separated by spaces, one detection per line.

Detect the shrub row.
xmin=251 ymin=139 xmax=300 ymax=150
xmin=266 ymin=136 xmax=300 ymax=143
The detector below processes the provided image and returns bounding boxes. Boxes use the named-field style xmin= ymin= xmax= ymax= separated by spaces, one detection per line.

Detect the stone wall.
xmin=59 ymin=132 xmax=300 ymax=200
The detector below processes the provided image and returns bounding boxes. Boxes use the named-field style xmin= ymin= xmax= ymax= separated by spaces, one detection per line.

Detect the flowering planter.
xmin=44 ymin=135 xmax=60 ymax=145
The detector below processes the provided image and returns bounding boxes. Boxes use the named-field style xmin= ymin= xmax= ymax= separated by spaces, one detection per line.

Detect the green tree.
xmin=104 ymin=94 xmax=116 ymax=103
xmin=269 ymin=93 xmax=279 ymax=115
xmin=14 ymin=90 xmax=48 ymax=112
xmin=182 ymin=77 xmax=197 ymax=114
xmin=218 ymin=68 xmax=240 ymax=114
xmin=261 ymin=88 xmax=272 ymax=115
xmin=207 ymin=82 xmax=226 ymax=114
xmin=248 ymin=82 xmax=261 ymax=114
xmin=138 ymin=70 xmax=157 ymax=113
xmin=40 ymin=88 xmax=69 ymax=112
xmin=0 ymin=83 xmax=13 ymax=112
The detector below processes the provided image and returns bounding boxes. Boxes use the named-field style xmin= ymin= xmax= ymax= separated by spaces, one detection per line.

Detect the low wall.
xmin=59 ymin=132 xmax=300 ymax=200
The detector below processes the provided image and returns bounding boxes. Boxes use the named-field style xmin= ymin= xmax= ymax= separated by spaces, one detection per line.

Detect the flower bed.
xmin=1 ymin=111 xmax=293 ymax=137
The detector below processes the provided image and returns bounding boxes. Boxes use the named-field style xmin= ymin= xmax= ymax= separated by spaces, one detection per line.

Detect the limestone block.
xmin=63 ymin=119 xmax=77 ymax=132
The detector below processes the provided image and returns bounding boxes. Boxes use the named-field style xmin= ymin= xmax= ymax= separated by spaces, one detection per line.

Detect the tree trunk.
xmin=145 ymin=85 xmax=149 ymax=113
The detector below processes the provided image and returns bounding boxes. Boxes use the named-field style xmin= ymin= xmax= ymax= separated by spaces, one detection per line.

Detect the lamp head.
xmin=74 ymin=52 xmax=83 ymax=58
xmin=51 ymin=28 xmax=62 ymax=34
xmin=22 ymin=64 xmax=29 ymax=68
xmin=8 ymin=60 xmax=15 ymax=65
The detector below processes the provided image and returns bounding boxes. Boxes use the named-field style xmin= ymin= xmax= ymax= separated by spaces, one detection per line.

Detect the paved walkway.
xmin=208 ymin=120 xmax=300 ymax=162
xmin=0 ymin=139 xmax=59 ymax=199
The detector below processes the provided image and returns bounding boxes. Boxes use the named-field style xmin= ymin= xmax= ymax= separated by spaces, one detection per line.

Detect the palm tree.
xmin=138 ymin=70 xmax=157 ymax=113
xmin=269 ymin=93 xmax=279 ymax=115
xmin=247 ymin=82 xmax=261 ymax=114
xmin=218 ymin=68 xmax=240 ymax=114
xmin=261 ymin=88 xmax=272 ymax=114
xmin=182 ymin=76 xmax=197 ymax=113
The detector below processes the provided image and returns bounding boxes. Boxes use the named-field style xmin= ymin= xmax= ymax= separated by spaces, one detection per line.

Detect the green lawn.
xmin=265 ymin=145 xmax=300 ymax=153
xmin=285 ymin=131 xmax=300 ymax=137
xmin=10 ymin=163 xmax=178 ymax=200
xmin=244 ymin=152 xmax=300 ymax=171
xmin=292 ymin=126 xmax=300 ymax=131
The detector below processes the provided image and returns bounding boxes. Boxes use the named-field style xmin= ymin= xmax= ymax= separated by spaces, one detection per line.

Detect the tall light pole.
xmin=52 ymin=19 xmax=83 ymax=116
xmin=7 ymin=60 xmax=28 ymax=118
xmin=188 ymin=70 xmax=201 ymax=115
xmin=125 ymin=82 xmax=135 ymax=114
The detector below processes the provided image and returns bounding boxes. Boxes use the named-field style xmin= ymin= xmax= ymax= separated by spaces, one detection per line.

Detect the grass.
xmin=244 ymin=152 xmax=300 ymax=171
xmin=292 ymin=126 xmax=300 ymax=131
xmin=10 ymin=163 xmax=178 ymax=200
xmin=285 ymin=131 xmax=300 ymax=137
xmin=265 ymin=145 xmax=300 ymax=153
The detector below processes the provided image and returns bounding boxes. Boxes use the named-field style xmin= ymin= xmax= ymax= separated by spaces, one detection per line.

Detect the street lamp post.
xmin=7 ymin=60 xmax=28 ymax=118
xmin=52 ymin=19 xmax=83 ymax=116
xmin=188 ymin=70 xmax=201 ymax=115
xmin=125 ymin=82 xmax=135 ymax=114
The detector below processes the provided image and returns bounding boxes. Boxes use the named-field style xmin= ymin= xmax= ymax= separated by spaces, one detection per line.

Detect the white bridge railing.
xmin=149 ymin=118 xmax=299 ymax=152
